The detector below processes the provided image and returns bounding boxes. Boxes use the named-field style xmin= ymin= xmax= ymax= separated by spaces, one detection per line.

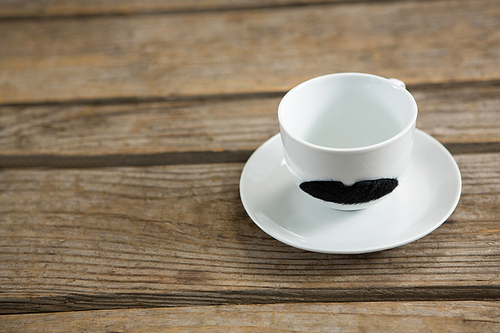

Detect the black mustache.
xmin=299 ymin=178 xmax=398 ymax=205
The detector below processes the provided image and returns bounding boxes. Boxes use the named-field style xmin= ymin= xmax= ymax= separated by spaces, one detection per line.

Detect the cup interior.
xmin=279 ymin=74 xmax=417 ymax=149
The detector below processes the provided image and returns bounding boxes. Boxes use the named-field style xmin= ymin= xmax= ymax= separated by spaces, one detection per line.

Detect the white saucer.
xmin=239 ymin=129 xmax=462 ymax=254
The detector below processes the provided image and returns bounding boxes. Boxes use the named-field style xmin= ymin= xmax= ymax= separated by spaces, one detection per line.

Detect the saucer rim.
xmin=239 ymin=129 xmax=462 ymax=254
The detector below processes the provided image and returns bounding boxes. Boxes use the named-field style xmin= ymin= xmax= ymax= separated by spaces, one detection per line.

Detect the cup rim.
xmin=278 ymin=72 xmax=418 ymax=153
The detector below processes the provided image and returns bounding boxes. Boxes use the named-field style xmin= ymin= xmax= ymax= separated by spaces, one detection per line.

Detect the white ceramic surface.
xmin=239 ymin=129 xmax=462 ymax=254
xmin=278 ymin=73 xmax=418 ymax=210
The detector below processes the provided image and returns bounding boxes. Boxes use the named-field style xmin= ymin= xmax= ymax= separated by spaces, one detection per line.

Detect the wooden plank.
xmin=1 ymin=0 xmax=499 ymax=104
xmin=0 ymin=0 xmax=373 ymax=18
xmin=415 ymin=83 xmax=500 ymax=146
xmin=0 ymin=152 xmax=499 ymax=313
xmin=0 ymin=301 xmax=499 ymax=333
xmin=0 ymin=83 xmax=499 ymax=168
xmin=0 ymin=97 xmax=280 ymax=156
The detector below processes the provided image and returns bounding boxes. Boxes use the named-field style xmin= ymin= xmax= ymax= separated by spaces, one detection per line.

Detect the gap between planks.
xmin=1 ymin=143 xmax=500 ymax=169
xmin=2 ymin=286 xmax=500 ymax=315
xmin=0 ymin=150 xmax=254 ymax=169
xmin=0 ymin=0 xmax=447 ymax=21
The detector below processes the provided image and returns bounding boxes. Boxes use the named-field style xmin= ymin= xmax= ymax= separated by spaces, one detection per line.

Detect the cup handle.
xmin=388 ymin=78 xmax=406 ymax=89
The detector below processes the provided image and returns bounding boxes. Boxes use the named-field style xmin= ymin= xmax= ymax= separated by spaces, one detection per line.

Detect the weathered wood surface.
xmin=1 ymin=0 xmax=499 ymax=104
xmin=1 ymin=83 xmax=499 ymax=168
xmin=0 ymin=0 xmax=371 ymax=18
xmin=1 ymin=301 xmax=499 ymax=333
xmin=0 ymin=152 xmax=499 ymax=313
xmin=1 ymin=0 xmax=498 ymax=330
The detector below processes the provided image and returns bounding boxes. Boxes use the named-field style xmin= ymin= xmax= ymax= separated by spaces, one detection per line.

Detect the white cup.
xmin=278 ymin=73 xmax=418 ymax=210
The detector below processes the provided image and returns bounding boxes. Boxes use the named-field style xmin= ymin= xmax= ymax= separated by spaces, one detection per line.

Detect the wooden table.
xmin=1 ymin=0 xmax=499 ymax=331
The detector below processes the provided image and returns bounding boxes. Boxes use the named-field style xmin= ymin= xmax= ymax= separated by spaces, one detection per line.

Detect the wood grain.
xmin=0 ymin=152 xmax=499 ymax=313
xmin=0 ymin=0 xmax=374 ymax=18
xmin=0 ymin=0 xmax=497 ymax=330
xmin=1 ymin=83 xmax=499 ymax=168
xmin=1 ymin=301 xmax=499 ymax=332
xmin=0 ymin=97 xmax=280 ymax=156
xmin=1 ymin=0 xmax=499 ymax=104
